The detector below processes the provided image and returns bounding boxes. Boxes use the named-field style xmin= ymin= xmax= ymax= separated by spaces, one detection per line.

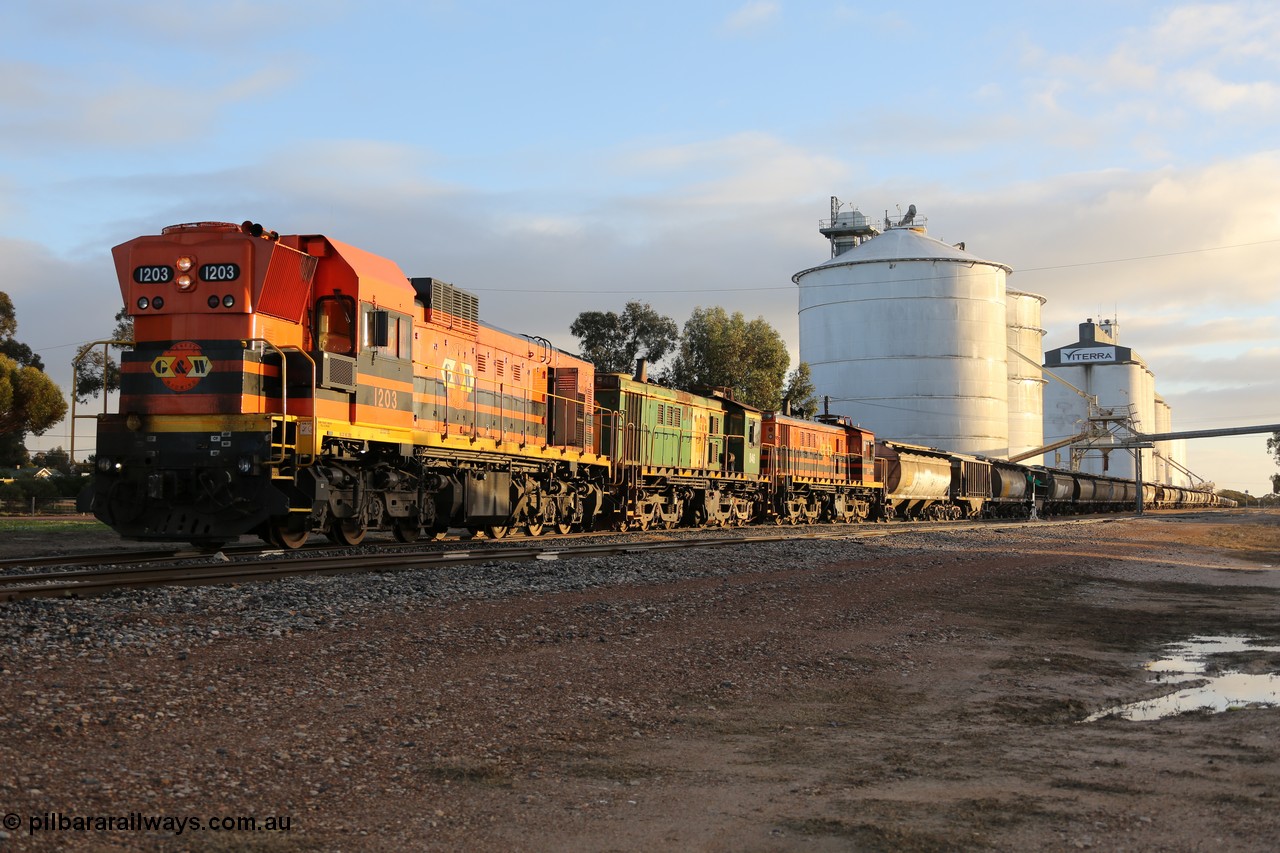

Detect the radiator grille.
xmin=257 ymin=244 xmax=318 ymax=321
xmin=321 ymin=352 xmax=357 ymax=392
xmin=411 ymin=277 xmax=479 ymax=334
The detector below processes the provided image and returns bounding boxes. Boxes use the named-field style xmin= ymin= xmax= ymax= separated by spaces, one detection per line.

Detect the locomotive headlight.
xmin=96 ymin=457 xmax=113 ymax=473
xmin=151 ymin=296 xmax=164 ymax=309
xmin=125 ymin=413 xmax=142 ymax=431
xmin=222 ymin=294 xmax=236 ymax=308
xmin=137 ymin=296 xmax=149 ymax=310
xmin=176 ymin=255 xmax=194 ymax=272
xmin=176 ymin=274 xmax=195 ymax=292
xmin=237 ymin=456 xmax=254 ymax=474
xmin=208 ymin=295 xmax=220 ymax=309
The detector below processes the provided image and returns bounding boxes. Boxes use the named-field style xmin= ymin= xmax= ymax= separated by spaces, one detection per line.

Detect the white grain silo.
xmin=794 ymin=204 xmax=1013 ymax=457
xmin=1006 ymin=289 xmax=1047 ymax=463
xmin=1154 ymin=396 xmax=1172 ymax=484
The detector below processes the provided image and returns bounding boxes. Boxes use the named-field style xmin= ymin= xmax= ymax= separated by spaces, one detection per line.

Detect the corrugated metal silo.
xmin=1006 ymin=289 xmax=1046 ymax=464
xmin=794 ymin=215 xmax=1013 ymax=457
xmin=1154 ymin=396 xmax=1172 ymax=484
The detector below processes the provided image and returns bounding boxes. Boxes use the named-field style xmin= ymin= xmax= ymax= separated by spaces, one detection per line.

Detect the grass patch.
xmin=983 ymin=697 xmax=1094 ymax=725
xmin=418 ymin=761 xmax=513 ymax=787
xmin=778 ymin=817 xmax=961 ymax=851
xmin=1050 ymin=777 xmax=1145 ymax=795
xmin=0 ymin=517 xmax=107 ymax=533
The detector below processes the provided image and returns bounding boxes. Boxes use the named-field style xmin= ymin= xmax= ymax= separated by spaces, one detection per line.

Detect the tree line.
xmin=569 ymin=301 xmax=818 ymax=415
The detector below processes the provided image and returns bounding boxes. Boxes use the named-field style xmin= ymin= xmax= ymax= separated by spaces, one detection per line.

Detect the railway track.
xmin=0 ymin=517 xmax=1120 ymax=602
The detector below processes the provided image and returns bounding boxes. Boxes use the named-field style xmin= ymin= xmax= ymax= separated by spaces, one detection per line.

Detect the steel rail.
xmin=0 ymin=516 xmax=1121 ymax=602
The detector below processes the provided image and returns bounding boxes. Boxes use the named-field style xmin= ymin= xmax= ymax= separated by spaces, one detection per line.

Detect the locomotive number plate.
xmin=133 ymin=265 xmax=174 ymax=283
xmin=199 ymin=263 xmax=240 ymax=282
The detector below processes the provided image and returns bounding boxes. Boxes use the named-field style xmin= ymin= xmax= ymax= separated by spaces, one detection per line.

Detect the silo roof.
xmin=793 ymin=226 xmax=1012 ymax=283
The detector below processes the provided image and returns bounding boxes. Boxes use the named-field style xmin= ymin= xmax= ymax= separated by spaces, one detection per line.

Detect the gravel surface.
xmin=1 ymin=511 xmax=1278 ymax=851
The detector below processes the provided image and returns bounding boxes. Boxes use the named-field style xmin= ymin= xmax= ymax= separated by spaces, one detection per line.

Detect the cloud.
xmin=611 ymin=132 xmax=850 ymax=208
xmin=0 ymin=66 xmax=300 ymax=153
xmin=721 ymin=1 xmax=780 ymax=34
xmin=1017 ymin=2 xmax=1280 ymax=130
xmin=1172 ymin=69 xmax=1280 ymax=112
xmin=0 ymin=236 xmax=118 ymax=391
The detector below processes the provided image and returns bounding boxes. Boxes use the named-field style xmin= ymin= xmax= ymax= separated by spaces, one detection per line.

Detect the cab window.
xmin=316 ymin=296 xmax=355 ymax=355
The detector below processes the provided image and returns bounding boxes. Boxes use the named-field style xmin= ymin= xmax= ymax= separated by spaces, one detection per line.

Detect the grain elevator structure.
xmin=1043 ymin=318 xmax=1192 ymax=485
xmin=794 ymin=197 xmax=1189 ymax=485
xmin=794 ymin=199 xmax=1043 ymax=461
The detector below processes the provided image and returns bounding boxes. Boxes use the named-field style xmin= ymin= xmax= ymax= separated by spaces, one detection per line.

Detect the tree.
xmin=32 ymin=446 xmax=72 ymax=475
xmin=73 ymin=305 xmax=133 ymax=403
xmin=663 ymin=306 xmax=790 ymax=411
xmin=1268 ymin=432 xmax=1280 ymax=495
xmin=0 ymin=292 xmax=44 ymax=370
xmin=0 ymin=352 xmax=67 ymax=440
xmin=0 ymin=293 xmax=69 ymax=467
xmin=569 ymin=302 xmax=678 ymax=376
xmin=782 ymin=362 xmax=818 ymax=418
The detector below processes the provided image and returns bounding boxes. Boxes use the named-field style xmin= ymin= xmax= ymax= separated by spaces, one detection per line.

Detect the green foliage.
xmin=31 ymin=446 xmax=72 ymax=475
xmin=783 ymin=362 xmax=819 ymax=417
xmin=0 ymin=517 xmax=105 ymax=533
xmin=1 ymin=292 xmax=71 ymax=466
xmin=569 ymin=302 xmax=678 ymax=375
xmin=663 ymin=306 xmax=790 ymax=411
xmin=22 ymin=476 xmax=59 ymax=500
xmin=0 ymin=292 xmax=16 ymax=340
xmin=0 ymin=293 xmax=44 ymax=370
xmin=73 ymin=305 xmax=133 ymax=403
xmin=0 ymin=433 xmax=29 ymax=468
xmin=0 ymin=352 xmax=68 ymax=436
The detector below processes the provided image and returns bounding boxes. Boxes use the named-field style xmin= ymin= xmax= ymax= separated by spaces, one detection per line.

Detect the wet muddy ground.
xmin=1 ymin=510 xmax=1278 ymax=851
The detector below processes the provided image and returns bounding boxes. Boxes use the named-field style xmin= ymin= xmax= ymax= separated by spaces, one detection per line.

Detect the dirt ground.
xmin=2 ymin=511 xmax=1279 ymax=852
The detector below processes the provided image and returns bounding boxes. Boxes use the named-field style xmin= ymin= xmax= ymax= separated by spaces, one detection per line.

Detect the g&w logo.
xmin=151 ymin=341 xmax=212 ymax=392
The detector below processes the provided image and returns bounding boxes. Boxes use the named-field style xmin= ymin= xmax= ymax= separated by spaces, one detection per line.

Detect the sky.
xmin=2 ymin=0 xmax=1278 ymax=494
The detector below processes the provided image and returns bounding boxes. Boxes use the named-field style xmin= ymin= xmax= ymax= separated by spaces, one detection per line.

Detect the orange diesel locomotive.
xmin=82 ymin=221 xmax=608 ymax=548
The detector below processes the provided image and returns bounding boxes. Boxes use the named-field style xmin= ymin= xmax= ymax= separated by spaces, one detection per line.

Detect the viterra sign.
xmin=1059 ymin=347 xmax=1117 ymax=364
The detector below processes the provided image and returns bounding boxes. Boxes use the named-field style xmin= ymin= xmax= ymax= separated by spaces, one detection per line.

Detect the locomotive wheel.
xmin=485 ymin=525 xmax=509 ymax=540
xmin=524 ymin=523 xmax=544 ymax=537
xmin=555 ymin=522 xmax=573 ymax=535
xmin=392 ymin=522 xmax=421 ymax=543
xmin=328 ymin=519 xmax=367 ymax=547
xmin=271 ymin=524 xmax=309 ymax=550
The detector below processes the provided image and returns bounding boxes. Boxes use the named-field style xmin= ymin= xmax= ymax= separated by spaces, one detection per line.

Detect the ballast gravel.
xmin=1 ymin=513 xmax=1278 ymax=852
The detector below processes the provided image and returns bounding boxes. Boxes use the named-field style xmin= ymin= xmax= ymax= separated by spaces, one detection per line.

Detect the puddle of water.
xmin=1083 ymin=635 xmax=1280 ymax=722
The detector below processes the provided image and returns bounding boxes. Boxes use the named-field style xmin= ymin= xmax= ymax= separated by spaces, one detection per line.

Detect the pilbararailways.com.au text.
xmin=14 ymin=811 xmax=291 ymax=836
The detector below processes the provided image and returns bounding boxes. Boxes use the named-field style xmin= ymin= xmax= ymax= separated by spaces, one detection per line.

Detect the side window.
xmin=360 ymin=307 xmax=412 ymax=357
xmin=362 ymin=306 xmax=388 ymax=351
xmin=316 ymin=296 xmax=355 ymax=355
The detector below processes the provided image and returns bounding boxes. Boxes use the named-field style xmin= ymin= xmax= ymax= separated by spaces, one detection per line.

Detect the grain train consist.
xmin=78 ymin=221 xmax=1228 ymax=549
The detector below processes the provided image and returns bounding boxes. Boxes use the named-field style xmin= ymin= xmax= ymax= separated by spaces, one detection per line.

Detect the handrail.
xmin=68 ymin=339 xmax=132 ymax=465
xmin=242 ymin=338 xmax=317 ymax=468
